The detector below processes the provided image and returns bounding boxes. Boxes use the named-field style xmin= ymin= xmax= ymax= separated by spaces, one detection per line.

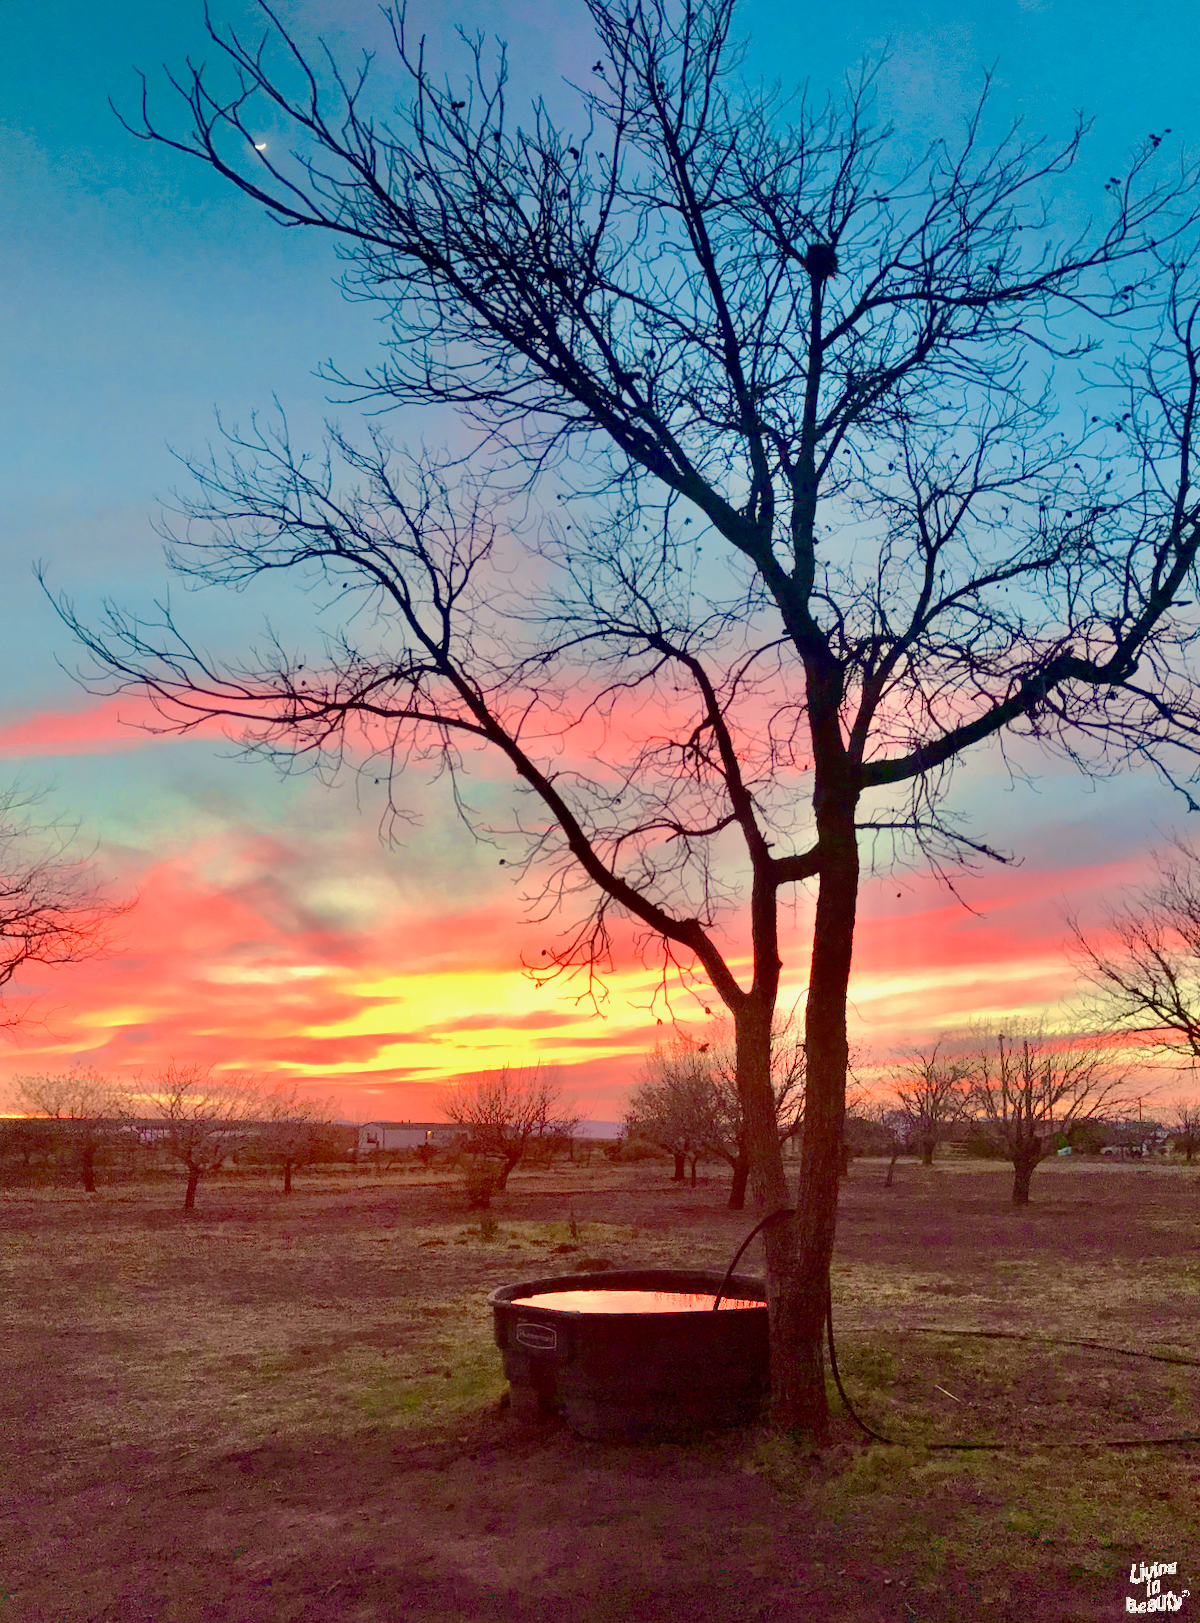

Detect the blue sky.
xmin=0 ymin=0 xmax=1196 ymax=1115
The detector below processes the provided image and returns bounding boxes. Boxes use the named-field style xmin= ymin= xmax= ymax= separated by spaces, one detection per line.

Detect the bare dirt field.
xmin=2 ymin=1156 xmax=1198 ymax=1622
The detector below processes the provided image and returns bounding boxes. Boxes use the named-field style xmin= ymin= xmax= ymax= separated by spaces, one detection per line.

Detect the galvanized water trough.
xmin=489 ymin=1267 xmax=769 ymax=1442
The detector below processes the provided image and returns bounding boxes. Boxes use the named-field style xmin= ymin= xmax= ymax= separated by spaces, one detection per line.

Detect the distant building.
xmin=1098 ymin=1121 xmax=1172 ymax=1159
xmin=357 ymin=1121 xmax=461 ymax=1154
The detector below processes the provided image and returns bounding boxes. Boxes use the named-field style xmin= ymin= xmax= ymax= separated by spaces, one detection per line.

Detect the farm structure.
xmin=357 ymin=1121 xmax=461 ymax=1155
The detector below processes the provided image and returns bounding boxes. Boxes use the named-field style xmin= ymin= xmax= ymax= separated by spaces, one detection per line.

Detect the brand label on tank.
xmin=515 ymin=1321 xmax=558 ymax=1351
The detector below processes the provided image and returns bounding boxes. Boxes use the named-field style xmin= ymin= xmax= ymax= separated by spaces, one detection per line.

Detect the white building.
xmin=357 ymin=1121 xmax=461 ymax=1154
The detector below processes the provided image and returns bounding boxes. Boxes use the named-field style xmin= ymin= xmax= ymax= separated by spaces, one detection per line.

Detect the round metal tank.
xmin=489 ymin=1268 xmax=769 ymax=1442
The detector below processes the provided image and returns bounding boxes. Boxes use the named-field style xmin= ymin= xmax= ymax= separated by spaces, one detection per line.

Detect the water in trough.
xmin=511 ymin=1288 xmax=761 ymax=1313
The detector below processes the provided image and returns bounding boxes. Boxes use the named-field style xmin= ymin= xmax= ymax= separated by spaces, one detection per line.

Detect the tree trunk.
xmin=184 ymin=1167 xmax=202 ymax=1211
xmin=283 ymin=1161 xmax=293 ymax=1194
xmin=921 ymin=1138 xmax=935 ymax=1166
xmin=672 ymin=1152 xmax=685 ymax=1181
xmin=495 ymin=1152 xmax=521 ymax=1191
xmin=80 ymin=1146 xmax=97 ymax=1193
xmin=772 ymin=803 xmax=859 ymax=1440
xmin=1011 ymin=1142 xmax=1041 ymax=1206
xmin=734 ymin=991 xmax=801 ymax=1427
xmin=689 ymin=1154 xmax=697 ymax=1188
xmin=886 ymin=1148 xmax=899 ymax=1188
xmin=728 ymin=1154 xmax=750 ymax=1210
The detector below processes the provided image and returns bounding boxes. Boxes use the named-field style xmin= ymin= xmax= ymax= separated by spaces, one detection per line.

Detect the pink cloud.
xmin=0 ymin=826 xmax=663 ymax=1117
xmin=0 ymin=695 xmax=233 ymax=758
xmin=0 ymin=786 xmax=1164 ymax=1121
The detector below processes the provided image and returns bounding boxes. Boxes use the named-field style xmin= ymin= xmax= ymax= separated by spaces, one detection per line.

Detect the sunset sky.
xmin=2 ymin=0 xmax=1197 ymax=1121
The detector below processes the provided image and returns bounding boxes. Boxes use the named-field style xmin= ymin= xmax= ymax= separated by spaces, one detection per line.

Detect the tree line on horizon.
xmin=6 ymin=1030 xmax=1195 ymax=1220
xmin=622 ymin=1018 xmax=1200 ymax=1207
xmin=7 ymin=825 xmax=1200 ymax=1213
xmin=0 ymin=1066 xmax=343 ymax=1209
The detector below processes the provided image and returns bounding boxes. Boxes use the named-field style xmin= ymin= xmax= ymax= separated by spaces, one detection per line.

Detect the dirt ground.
xmin=2 ymin=1156 xmax=1198 ymax=1622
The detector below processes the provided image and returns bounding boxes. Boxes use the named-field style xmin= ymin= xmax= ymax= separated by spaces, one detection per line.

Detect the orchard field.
xmin=2 ymin=1154 xmax=1198 ymax=1622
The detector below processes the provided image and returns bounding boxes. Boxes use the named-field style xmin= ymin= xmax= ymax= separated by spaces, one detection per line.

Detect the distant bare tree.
xmin=0 ymin=787 xmax=126 ymax=1028
xmin=893 ymin=1042 xmax=971 ymax=1166
xmin=625 ymin=1037 xmax=712 ymax=1184
xmin=262 ymin=1085 xmax=340 ymax=1193
xmin=627 ymin=1022 xmax=803 ymax=1203
xmin=9 ymin=1067 xmax=120 ymax=1192
xmin=1072 ymin=835 xmax=1200 ymax=1062
xmin=853 ymin=1100 xmax=909 ymax=1186
xmin=440 ymin=1065 xmax=580 ymax=1190
xmin=1168 ymin=1099 xmax=1200 ymax=1162
xmin=964 ymin=1027 xmax=1130 ymax=1204
xmin=128 ymin=1063 xmax=264 ymax=1211
xmin=705 ymin=1023 xmax=806 ymax=1208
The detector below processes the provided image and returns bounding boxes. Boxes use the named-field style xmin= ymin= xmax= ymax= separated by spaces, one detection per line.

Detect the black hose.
xmin=898 ymin=1325 xmax=1200 ymax=1369
xmin=825 ymin=1281 xmax=1200 ymax=1450
xmin=824 ymin=1276 xmax=901 ymax=1445
xmin=719 ymin=1209 xmax=1200 ymax=1451
xmin=711 ymin=1206 xmax=794 ymax=1311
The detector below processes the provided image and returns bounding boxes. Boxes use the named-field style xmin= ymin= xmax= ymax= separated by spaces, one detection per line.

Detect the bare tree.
xmin=705 ymin=1022 xmax=805 ymax=1207
xmin=127 ymin=1063 xmax=264 ymax=1211
xmin=852 ymin=1100 xmax=910 ymax=1186
xmin=1072 ymin=835 xmax=1200 ymax=1061
xmin=440 ymin=1064 xmax=580 ymax=1190
xmin=52 ymin=0 xmax=1200 ymax=1436
xmin=892 ymin=1042 xmax=971 ymax=1166
xmin=0 ymin=787 xmax=125 ymax=1027
xmin=627 ymin=1021 xmax=802 ymax=1201
xmin=625 ymin=1036 xmax=713 ymax=1183
xmin=9 ymin=1067 xmax=121 ymax=1192
xmin=964 ymin=1027 xmax=1130 ymax=1204
xmin=1071 ymin=838 xmax=1200 ymax=1167
xmin=1168 ymin=1099 xmax=1200 ymax=1162
xmin=261 ymin=1084 xmax=340 ymax=1193
xmin=879 ymin=1108 xmax=907 ymax=1189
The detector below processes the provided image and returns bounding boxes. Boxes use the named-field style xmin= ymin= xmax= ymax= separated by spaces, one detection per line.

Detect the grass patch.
xmin=3 ymin=1164 xmax=1199 ymax=1620
xmin=745 ymin=1430 xmax=1198 ymax=1599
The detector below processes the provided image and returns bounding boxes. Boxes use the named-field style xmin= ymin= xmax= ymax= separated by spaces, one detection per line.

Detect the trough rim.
xmin=488 ymin=1266 xmax=768 ymax=1319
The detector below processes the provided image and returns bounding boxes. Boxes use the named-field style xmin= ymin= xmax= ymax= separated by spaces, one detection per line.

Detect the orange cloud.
xmin=0 ymin=774 xmax=1163 ymax=1122
xmin=0 ymin=827 xmax=668 ymax=1119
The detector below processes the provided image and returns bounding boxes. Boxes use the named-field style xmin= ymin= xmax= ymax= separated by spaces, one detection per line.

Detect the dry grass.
xmin=1 ymin=1159 xmax=1198 ymax=1621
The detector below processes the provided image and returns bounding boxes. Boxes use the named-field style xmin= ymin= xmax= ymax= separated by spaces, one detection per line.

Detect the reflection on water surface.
xmin=511 ymin=1289 xmax=762 ymax=1313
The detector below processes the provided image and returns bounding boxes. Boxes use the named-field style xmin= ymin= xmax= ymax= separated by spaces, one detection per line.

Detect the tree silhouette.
xmin=964 ymin=1026 xmax=1129 ymax=1204
xmin=630 ymin=1022 xmax=805 ymax=1205
xmin=126 ymin=1063 xmax=264 ymax=1211
xmin=1169 ymin=1100 xmax=1200 ymax=1162
xmin=892 ymin=1041 xmax=971 ymax=1166
xmin=1073 ymin=834 xmax=1200 ymax=1059
xmin=9 ymin=1067 xmax=121 ymax=1192
xmin=262 ymin=1084 xmax=340 ymax=1194
xmin=440 ymin=1064 xmax=580 ymax=1190
xmin=704 ymin=1021 xmax=806 ymax=1208
xmin=625 ymin=1035 xmax=714 ymax=1185
xmin=52 ymin=0 xmax=1200 ymax=1435
xmin=0 ymin=786 xmax=126 ymax=1028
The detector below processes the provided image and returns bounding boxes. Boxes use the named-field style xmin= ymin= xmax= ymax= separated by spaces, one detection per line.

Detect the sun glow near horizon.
xmin=0 ymin=691 xmax=1184 ymax=1121
xmin=0 ymin=805 xmax=1140 ymax=1120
